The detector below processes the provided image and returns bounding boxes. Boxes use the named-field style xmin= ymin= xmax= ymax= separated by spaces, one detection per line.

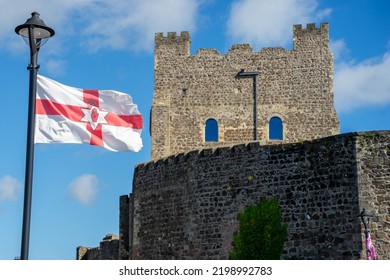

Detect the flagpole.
xmin=15 ymin=12 xmax=55 ymax=260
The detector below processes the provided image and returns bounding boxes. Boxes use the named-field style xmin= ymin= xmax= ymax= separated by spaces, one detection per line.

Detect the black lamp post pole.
xmin=253 ymin=74 xmax=257 ymax=140
xmin=237 ymin=70 xmax=259 ymax=141
xmin=20 ymin=26 xmax=40 ymax=261
xmin=15 ymin=12 xmax=54 ymax=260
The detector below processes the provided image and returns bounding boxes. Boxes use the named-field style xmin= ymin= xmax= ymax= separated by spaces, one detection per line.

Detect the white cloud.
xmin=1 ymin=1 xmax=92 ymax=52
xmin=67 ymin=174 xmax=98 ymax=206
xmin=44 ymin=59 xmax=67 ymax=76
xmin=335 ymin=51 xmax=390 ymax=112
xmin=79 ymin=0 xmax=200 ymax=52
xmin=2 ymin=0 xmax=200 ymax=53
xmin=0 ymin=175 xmax=22 ymax=201
xmin=330 ymin=39 xmax=349 ymax=61
xmin=226 ymin=0 xmax=330 ymax=49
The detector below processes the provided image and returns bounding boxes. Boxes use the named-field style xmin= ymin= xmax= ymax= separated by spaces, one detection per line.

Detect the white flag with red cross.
xmin=35 ymin=75 xmax=143 ymax=152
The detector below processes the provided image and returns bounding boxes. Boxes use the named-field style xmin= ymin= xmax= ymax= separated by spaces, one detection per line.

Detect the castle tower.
xmin=151 ymin=23 xmax=339 ymax=160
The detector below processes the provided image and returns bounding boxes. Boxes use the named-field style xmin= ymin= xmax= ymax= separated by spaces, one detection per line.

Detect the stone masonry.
xmin=124 ymin=131 xmax=389 ymax=260
xmin=76 ymin=234 xmax=119 ymax=260
xmin=151 ymin=23 xmax=339 ymax=160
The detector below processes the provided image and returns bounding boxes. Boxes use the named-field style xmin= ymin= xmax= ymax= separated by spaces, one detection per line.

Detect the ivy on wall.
xmin=229 ymin=197 xmax=288 ymax=260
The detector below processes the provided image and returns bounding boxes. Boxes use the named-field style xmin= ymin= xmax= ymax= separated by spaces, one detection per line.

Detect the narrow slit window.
xmin=205 ymin=119 xmax=218 ymax=142
xmin=269 ymin=117 xmax=283 ymax=140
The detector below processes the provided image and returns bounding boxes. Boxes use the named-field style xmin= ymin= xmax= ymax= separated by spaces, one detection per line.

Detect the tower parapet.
xmin=154 ymin=31 xmax=190 ymax=68
xmin=293 ymin=22 xmax=329 ymax=50
xmin=155 ymin=31 xmax=190 ymax=45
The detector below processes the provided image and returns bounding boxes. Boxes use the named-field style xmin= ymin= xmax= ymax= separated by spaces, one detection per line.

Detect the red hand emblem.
xmin=91 ymin=108 xmax=99 ymax=122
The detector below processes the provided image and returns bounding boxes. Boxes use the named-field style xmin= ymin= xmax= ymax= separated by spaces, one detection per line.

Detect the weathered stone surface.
xmin=77 ymin=234 xmax=119 ymax=260
xmin=123 ymin=131 xmax=389 ymax=260
xmin=151 ymin=23 xmax=339 ymax=160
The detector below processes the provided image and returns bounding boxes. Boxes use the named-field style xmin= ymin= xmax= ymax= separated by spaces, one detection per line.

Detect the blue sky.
xmin=0 ymin=0 xmax=389 ymax=260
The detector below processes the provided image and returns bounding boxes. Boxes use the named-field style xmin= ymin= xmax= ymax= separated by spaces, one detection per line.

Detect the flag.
xmin=366 ymin=231 xmax=377 ymax=260
xmin=35 ymin=75 xmax=143 ymax=152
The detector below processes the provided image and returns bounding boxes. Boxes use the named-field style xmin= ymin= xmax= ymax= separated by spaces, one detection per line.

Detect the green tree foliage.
xmin=229 ymin=197 xmax=287 ymax=260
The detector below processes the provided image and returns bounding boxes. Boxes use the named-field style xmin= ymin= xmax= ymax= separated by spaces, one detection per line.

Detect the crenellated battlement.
xmin=293 ymin=22 xmax=329 ymax=50
xmin=154 ymin=31 xmax=191 ymax=65
xmin=155 ymin=31 xmax=190 ymax=45
xmin=293 ymin=22 xmax=329 ymax=33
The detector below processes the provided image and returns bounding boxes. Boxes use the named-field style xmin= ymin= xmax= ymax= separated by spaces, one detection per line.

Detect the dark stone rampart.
xmin=126 ymin=131 xmax=389 ymax=259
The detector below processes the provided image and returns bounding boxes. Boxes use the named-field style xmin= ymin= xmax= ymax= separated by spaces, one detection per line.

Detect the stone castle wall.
xmin=151 ymin=23 xmax=339 ymax=160
xmin=123 ymin=131 xmax=389 ymax=260
xmin=76 ymin=234 xmax=119 ymax=260
xmin=119 ymin=195 xmax=130 ymax=260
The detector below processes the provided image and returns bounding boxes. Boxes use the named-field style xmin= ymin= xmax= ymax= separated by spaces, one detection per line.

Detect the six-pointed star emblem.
xmin=81 ymin=106 xmax=109 ymax=130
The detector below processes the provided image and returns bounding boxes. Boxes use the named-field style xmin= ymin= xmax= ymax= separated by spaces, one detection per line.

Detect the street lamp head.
xmin=358 ymin=208 xmax=373 ymax=229
xmin=15 ymin=12 xmax=55 ymax=40
xmin=236 ymin=69 xmax=259 ymax=77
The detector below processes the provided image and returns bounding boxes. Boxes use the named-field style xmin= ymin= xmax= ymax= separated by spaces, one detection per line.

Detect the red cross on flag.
xmin=35 ymin=75 xmax=143 ymax=152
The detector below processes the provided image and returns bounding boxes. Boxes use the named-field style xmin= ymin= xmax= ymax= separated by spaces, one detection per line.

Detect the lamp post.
xmin=358 ymin=208 xmax=376 ymax=260
xmin=236 ymin=69 xmax=259 ymax=141
xmin=15 ymin=11 xmax=55 ymax=260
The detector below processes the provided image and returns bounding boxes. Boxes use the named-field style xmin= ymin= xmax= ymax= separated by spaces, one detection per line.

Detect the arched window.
xmin=205 ymin=118 xmax=218 ymax=142
xmin=269 ymin=117 xmax=283 ymax=140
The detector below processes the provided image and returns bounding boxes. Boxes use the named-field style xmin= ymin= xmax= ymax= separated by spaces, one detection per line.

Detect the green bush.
xmin=229 ymin=197 xmax=287 ymax=260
